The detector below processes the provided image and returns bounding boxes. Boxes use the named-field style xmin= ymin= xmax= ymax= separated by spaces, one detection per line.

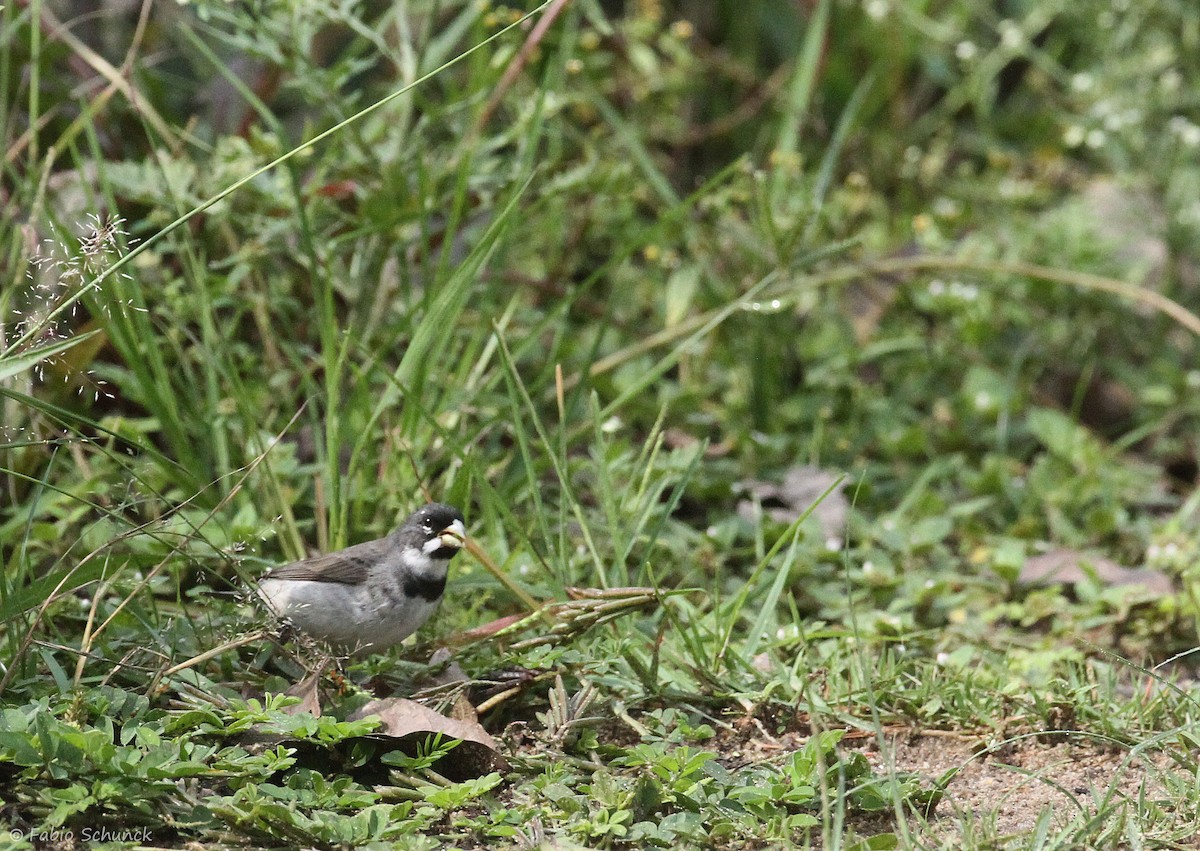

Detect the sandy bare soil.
xmin=712 ymin=714 xmax=1200 ymax=847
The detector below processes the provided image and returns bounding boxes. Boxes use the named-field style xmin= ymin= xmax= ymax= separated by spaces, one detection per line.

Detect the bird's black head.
xmin=403 ymin=503 xmax=467 ymax=560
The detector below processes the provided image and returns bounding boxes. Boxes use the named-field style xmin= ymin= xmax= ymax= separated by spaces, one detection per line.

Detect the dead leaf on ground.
xmin=1017 ymin=548 xmax=1173 ymax=597
xmin=736 ymin=465 xmax=848 ymax=540
xmin=350 ymin=697 xmax=508 ymax=781
xmin=418 ymin=647 xmax=479 ymax=722
xmin=279 ymin=670 xmax=324 ymax=717
xmin=662 ymin=427 xmax=734 ymax=457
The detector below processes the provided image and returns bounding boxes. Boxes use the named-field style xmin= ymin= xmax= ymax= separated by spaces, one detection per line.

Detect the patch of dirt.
xmin=711 ymin=716 xmax=1199 ymax=845
xmin=869 ymin=733 xmax=1189 ymax=842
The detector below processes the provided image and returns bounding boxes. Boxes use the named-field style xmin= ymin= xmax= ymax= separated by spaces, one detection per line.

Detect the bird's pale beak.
xmin=438 ymin=519 xmax=466 ymax=549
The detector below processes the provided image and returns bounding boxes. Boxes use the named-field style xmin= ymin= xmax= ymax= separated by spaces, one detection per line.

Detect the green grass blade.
xmin=0 ymin=330 xmax=101 ymax=382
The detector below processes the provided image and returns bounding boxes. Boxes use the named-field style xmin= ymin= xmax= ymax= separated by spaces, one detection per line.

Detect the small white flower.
xmin=998 ymin=20 xmax=1023 ymax=49
xmin=1070 ymin=73 xmax=1094 ymax=93
xmin=932 ymin=197 xmax=961 ymax=218
xmin=951 ymin=281 xmax=979 ymax=301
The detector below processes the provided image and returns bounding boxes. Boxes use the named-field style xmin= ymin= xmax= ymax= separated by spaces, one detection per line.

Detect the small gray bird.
xmin=258 ymin=503 xmax=466 ymax=655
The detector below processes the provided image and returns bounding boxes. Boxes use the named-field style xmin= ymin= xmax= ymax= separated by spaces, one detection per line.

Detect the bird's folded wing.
xmin=262 ymin=550 xmax=374 ymax=585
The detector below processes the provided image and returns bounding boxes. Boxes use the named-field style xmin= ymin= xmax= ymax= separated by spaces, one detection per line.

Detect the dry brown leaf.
xmin=1019 ymin=548 xmax=1173 ymax=597
xmin=279 ymin=670 xmax=323 ymax=716
xmin=350 ymin=697 xmax=508 ymax=780
xmin=736 ymin=464 xmax=848 ymax=540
